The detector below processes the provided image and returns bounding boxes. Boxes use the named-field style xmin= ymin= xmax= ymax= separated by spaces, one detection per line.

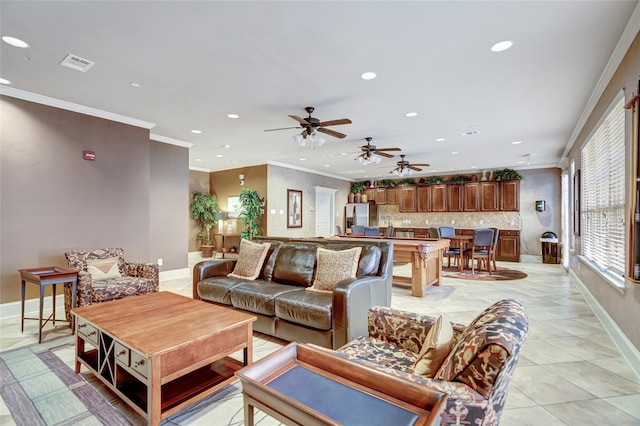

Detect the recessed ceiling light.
xmin=227 ymin=113 xmax=239 ymax=119
xmin=195 ymin=158 xmax=201 ymax=162
xmin=363 ymin=175 xmax=369 ymax=178
xmin=436 ymin=138 xmax=446 ymax=142
xmin=405 ymin=112 xmax=418 ymax=117
xmin=129 ymin=82 xmax=140 ymax=88
xmin=516 ymin=160 xmax=525 ymax=164
xmin=512 ymin=140 xmax=522 ymax=145
xmin=471 ymin=165 xmax=478 ymax=169
xmin=2 ymin=36 xmax=29 ymax=48
xmin=451 ymin=151 xmax=459 ymax=155
xmin=0 ymin=78 xmax=11 ymax=85
xmin=361 ymin=72 xmax=377 ymax=80
xmin=324 ymin=164 xmax=331 ymax=167
xmin=299 ymin=158 xmax=306 ymax=161
xmin=223 ymin=144 xmax=231 ymax=149
xmin=191 ymin=130 xmax=202 ymax=134
xmin=340 ymin=152 xmax=349 ymax=156
xmin=216 ymin=154 xmax=224 ymax=158
xmin=491 ymin=40 xmax=513 ymax=52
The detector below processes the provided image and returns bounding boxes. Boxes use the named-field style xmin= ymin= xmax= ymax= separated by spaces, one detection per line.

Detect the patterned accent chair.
xmin=63 ymin=248 xmax=159 ymax=321
xmin=335 ymin=299 xmax=528 ymax=426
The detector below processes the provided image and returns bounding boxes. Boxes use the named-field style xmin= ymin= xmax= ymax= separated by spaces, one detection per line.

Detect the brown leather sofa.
xmin=193 ymin=237 xmax=393 ymax=349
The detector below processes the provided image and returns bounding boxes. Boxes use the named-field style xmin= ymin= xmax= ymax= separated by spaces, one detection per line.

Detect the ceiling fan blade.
xmin=289 ymin=115 xmax=310 ymax=125
xmin=264 ymin=126 xmax=301 ymax=132
xmin=317 ymin=127 xmax=347 ymax=139
xmin=317 ymin=118 xmax=352 ymax=127
xmin=408 ymin=165 xmax=423 ymax=171
xmin=411 ymin=163 xmax=431 ymax=167
xmin=377 ymin=152 xmax=394 ymax=158
xmin=375 ymin=147 xmax=402 ymax=152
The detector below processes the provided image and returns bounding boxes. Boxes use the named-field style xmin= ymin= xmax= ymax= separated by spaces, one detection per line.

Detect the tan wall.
xmin=567 ymin=32 xmax=640 ymax=349
xmin=210 ymin=165 xmax=268 ymax=239
xmin=0 ymin=96 xmax=189 ymax=303
xmin=267 ymin=165 xmax=351 ymax=237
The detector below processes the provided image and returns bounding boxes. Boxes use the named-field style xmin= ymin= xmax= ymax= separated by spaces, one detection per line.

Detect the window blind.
xmin=561 ymin=172 xmax=569 ymax=268
xmin=581 ymin=95 xmax=625 ymax=276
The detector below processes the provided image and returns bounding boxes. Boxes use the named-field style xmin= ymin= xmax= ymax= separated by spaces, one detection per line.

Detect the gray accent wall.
xmin=0 ymin=96 xmax=189 ymax=303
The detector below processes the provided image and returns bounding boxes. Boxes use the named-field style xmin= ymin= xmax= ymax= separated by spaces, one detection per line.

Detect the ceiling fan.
xmin=264 ymin=106 xmax=352 ymax=146
xmin=390 ymin=154 xmax=430 ymax=176
xmin=356 ymin=137 xmax=401 ymax=164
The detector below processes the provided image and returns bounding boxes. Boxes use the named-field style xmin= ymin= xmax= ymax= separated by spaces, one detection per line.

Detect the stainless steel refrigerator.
xmin=345 ymin=203 xmax=378 ymax=231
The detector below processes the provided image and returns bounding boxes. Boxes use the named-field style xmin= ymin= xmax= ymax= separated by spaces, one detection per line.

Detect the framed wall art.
xmin=287 ymin=189 xmax=302 ymax=228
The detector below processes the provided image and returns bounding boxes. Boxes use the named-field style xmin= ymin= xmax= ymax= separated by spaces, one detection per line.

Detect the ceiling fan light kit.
xmin=265 ymin=106 xmax=351 ymax=147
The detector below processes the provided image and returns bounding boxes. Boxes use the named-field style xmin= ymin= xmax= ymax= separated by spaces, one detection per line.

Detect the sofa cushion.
xmin=325 ymin=244 xmax=381 ymax=276
xmin=91 ymin=277 xmax=154 ymax=303
xmin=308 ymin=247 xmax=362 ymax=293
xmin=272 ymin=243 xmax=318 ymax=287
xmin=434 ymin=299 xmax=528 ymax=397
xmin=337 ymin=336 xmax=418 ymax=373
xmin=86 ymin=257 xmax=121 ymax=280
xmin=197 ymin=276 xmax=248 ymax=305
xmin=413 ymin=314 xmax=455 ymax=378
xmin=260 ymin=241 xmax=282 ymax=281
xmin=230 ymin=281 xmax=301 ymax=316
xmin=229 ymin=239 xmax=271 ymax=280
xmin=275 ymin=289 xmax=333 ymax=330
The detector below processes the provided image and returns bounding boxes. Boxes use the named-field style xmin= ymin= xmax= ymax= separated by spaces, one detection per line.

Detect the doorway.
xmin=315 ymin=187 xmax=337 ymax=237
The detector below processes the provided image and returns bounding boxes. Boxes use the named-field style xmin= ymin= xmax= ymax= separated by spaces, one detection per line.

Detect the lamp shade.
xmin=214 ymin=212 xmax=227 ymax=221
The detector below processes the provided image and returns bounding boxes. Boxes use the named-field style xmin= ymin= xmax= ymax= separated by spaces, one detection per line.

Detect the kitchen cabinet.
xmin=480 ymin=181 xmax=499 ymax=211
xmin=374 ymin=188 xmax=387 ymax=204
xmin=431 ymin=185 xmax=447 ymax=212
xmin=463 ymin=182 xmax=479 ymax=212
xmin=363 ymin=188 xmax=376 ymax=202
xmin=398 ymin=186 xmax=416 ymax=212
xmin=447 ymin=184 xmax=463 ymax=212
xmin=414 ymin=228 xmax=429 ymax=239
xmin=500 ymin=180 xmax=520 ymax=211
xmin=496 ymin=230 xmax=520 ymax=262
xmin=417 ymin=186 xmax=432 ymax=212
xmin=386 ymin=188 xmax=398 ymax=205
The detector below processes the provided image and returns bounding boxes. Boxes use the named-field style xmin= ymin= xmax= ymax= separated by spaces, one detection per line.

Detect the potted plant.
xmin=448 ymin=175 xmax=471 ymax=183
xmin=397 ymin=178 xmax=415 ymax=187
xmin=421 ymin=176 xmax=444 ymax=185
xmin=239 ymin=188 xmax=265 ymax=240
xmin=377 ymin=179 xmax=396 ymax=188
xmin=493 ymin=168 xmax=524 ymax=181
xmin=350 ymin=182 xmax=367 ymax=203
xmin=189 ymin=192 xmax=220 ymax=257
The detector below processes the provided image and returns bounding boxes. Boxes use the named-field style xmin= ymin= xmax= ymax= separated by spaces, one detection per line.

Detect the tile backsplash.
xmin=377 ymin=205 xmax=522 ymax=230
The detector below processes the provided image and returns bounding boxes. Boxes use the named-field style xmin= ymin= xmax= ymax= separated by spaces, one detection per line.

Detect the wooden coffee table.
xmin=72 ymin=291 xmax=256 ymax=425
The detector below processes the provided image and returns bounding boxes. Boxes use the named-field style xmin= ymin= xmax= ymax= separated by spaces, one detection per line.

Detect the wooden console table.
xmin=236 ymin=342 xmax=447 ymax=425
xmin=72 ymin=292 xmax=256 ymax=425
xmin=336 ymin=236 xmax=449 ymax=297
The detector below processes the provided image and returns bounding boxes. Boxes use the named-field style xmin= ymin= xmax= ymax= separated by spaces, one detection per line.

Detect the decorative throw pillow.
xmin=413 ymin=314 xmax=455 ymax=378
xmin=228 ymin=239 xmax=271 ymax=280
xmin=308 ymin=247 xmax=362 ymax=292
xmin=86 ymin=257 xmax=122 ymax=280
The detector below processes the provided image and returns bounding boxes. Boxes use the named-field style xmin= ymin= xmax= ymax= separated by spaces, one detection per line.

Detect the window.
xmin=581 ymin=95 xmax=625 ymax=277
xmin=561 ymin=172 xmax=569 ymax=268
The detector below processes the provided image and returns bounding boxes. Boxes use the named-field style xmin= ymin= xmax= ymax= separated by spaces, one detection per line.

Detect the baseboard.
xmin=520 ymin=255 xmax=542 ymax=263
xmin=159 ymin=268 xmax=189 ymax=281
xmin=569 ymin=269 xmax=640 ymax=380
xmin=0 ymin=295 xmax=65 ymax=320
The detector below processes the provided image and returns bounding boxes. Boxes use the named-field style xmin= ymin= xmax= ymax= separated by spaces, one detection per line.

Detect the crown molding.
xmin=267 ymin=160 xmax=354 ymax=182
xmin=0 ymin=86 xmax=156 ymax=129
xmin=150 ymin=133 xmax=193 ymax=148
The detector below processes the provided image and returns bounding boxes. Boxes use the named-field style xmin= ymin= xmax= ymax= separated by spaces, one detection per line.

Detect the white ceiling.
xmin=1 ymin=1 xmax=638 ymax=181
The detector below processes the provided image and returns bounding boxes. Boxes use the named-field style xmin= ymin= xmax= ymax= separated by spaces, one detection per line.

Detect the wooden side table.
xmin=19 ymin=266 xmax=78 ymax=343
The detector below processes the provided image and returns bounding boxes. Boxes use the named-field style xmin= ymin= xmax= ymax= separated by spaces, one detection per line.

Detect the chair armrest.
xmin=192 ymin=259 xmax=236 ymax=299
xmin=331 ymin=276 xmax=390 ymax=349
xmin=76 ymin=270 xmax=94 ymax=307
xmin=124 ymin=262 xmax=160 ymax=291
xmin=367 ymin=306 xmax=467 ymax=353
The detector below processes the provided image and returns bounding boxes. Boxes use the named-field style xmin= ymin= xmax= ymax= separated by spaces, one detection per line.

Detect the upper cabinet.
xmin=386 ymin=187 xmax=398 ymax=205
xmin=417 ymin=186 xmax=432 ymax=212
xmin=447 ymin=184 xmax=463 ymax=212
xmin=398 ymin=186 xmax=416 ymax=212
xmin=500 ymin=180 xmax=520 ymax=211
xmin=363 ymin=188 xmax=376 ymax=203
xmin=431 ymin=184 xmax=447 ymax=212
xmin=480 ymin=181 xmax=499 ymax=211
xmin=463 ymin=182 xmax=480 ymax=211
xmin=374 ymin=188 xmax=387 ymax=205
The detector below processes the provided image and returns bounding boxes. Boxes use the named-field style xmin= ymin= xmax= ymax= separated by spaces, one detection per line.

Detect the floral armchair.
xmin=63 ymin=248 xmax=159 ymax=321
xmin=335 ymin=299 xmax=528 ymax=426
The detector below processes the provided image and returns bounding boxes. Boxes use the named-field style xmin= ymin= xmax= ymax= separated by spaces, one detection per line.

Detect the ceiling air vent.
xmin=59 ymin=53 xmax=95 ymax=72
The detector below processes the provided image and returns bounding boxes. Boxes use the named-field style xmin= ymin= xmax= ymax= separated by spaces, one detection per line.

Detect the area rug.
xmin=442 ymin=266 xmax=527 ymax=281
xmin=0 ymin=337 xmax=280 ymax=426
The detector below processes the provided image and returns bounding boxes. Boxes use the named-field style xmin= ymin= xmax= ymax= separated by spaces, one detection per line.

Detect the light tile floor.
xmin=2 ymin=259 xmax=640 ymax=425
